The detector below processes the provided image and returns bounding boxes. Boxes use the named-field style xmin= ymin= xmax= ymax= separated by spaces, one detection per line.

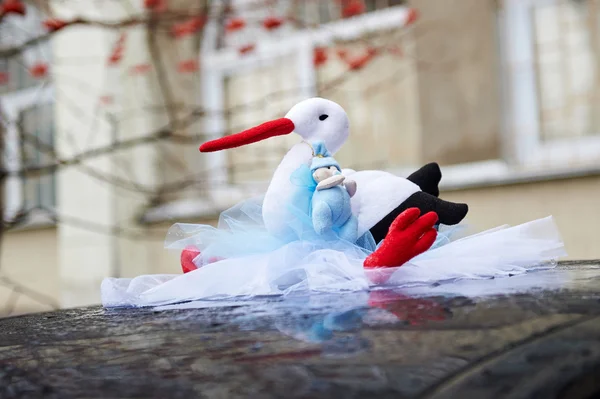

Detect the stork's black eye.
xmin=319 ymin=114 xmax=329 ymax=121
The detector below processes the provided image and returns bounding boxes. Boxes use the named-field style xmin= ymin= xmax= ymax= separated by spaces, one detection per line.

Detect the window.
xmin=201 ymin=33 xmax=315 ymax=187
xmin=501 ymin=0 xmax=600 ymax=168
xmin=0 ymin=4 xmax=55 ymax=220
xmin=532 ymin=0 xmax=600 ymax=141
xmin=2 ymin=86 xmax=56 ymax=220
xmin=222 ymin=55 xmax=310 ymax=184
xmin=0 ymin=3 xmax=47 ymax=95
xmin=0 ymin=57 xmax=37 ymax=95
xmin=21 ymin=102 xmax=56 ymax=211
xmin=292 ymin=0 xmax=407 ymax=25
xmin=202 ymin=5 xmax=415 ymax=185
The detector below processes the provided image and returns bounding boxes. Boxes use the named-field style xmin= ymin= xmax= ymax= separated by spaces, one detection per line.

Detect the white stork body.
xmin=342 ymin=169 xmax=420 ymax=238
xmin=261 ymin=143 xmax=421 ymax=239
xmin=261 ymin=143 xmax=313 ymax=236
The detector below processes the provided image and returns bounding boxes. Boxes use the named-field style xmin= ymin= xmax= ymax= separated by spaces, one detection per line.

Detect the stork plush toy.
xmin=100 ymin=97 xmax=566 ymax=308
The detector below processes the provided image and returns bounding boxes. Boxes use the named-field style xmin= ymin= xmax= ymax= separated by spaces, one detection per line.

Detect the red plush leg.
xmin=364 ymin=208 xmax=438 ymax=268
xmin=180 ymin=246 xmax=201 ymax=273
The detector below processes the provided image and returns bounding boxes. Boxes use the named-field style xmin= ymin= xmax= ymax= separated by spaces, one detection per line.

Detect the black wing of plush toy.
xmin=406 ymin=162 xmax=442 ymax=197
xmin=369 ymin=163 xmax=468 ymax=243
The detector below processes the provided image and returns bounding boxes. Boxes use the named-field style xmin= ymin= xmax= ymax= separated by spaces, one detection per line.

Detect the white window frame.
xmin=200 ymin=6 xmax=416 ymax=189
xmin=500 ymin=0 xmax=600 ymax=168
xmin=200 ymin=35 xmax=316 ymax=191
xmin=1 ymin=84 xmax=55 ymax=221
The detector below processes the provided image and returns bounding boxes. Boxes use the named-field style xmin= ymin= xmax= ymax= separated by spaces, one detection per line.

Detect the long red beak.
xmin=199 ymin=118 xmax=295 ymax=152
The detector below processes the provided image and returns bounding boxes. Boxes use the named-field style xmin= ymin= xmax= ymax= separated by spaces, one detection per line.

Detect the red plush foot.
xmin=364 ymin=208 xmax=438 ymax=269
xmin=181 ymin=246 xmax=201 ymax=273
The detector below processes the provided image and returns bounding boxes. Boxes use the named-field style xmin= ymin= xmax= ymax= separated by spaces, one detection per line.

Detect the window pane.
xmin=532 ymin=0 xmax=600 ymax=140
xmin=223 ymin=57 xmax=304 ymax=184
xmin=20 ymin=102 xmax=56 ymax=210
xmin=0 ymin=3 xmax=48 ymax=93
xmin=291 ymin=0 xmax=406 ymax=25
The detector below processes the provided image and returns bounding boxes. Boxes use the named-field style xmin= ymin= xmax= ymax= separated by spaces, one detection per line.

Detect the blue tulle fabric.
xmin=164 ymin=203 xmax=464 ymax=274
xmin=164 ymin=171 xmax=378 ymax=267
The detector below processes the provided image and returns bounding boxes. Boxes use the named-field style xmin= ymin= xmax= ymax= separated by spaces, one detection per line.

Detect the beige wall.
xmin=0 ymin=227 xmax=59 ymax=316
xmin=408 ymin=0 xmax=502 ymax=165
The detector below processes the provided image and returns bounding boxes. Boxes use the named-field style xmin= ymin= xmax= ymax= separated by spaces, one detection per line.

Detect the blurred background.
xmin=0 ymin=0 xmax=599 ymax=317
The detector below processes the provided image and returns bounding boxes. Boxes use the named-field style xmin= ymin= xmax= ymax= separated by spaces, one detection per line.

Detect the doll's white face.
xmin=312 ymin=166 xmax=339 ymax=183
xmin=285 ymin=98 xmax=349 ymax=155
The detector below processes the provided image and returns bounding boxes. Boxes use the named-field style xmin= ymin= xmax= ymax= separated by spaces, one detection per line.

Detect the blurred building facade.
xmin=1 ymin=0 xmax=600 ymax=314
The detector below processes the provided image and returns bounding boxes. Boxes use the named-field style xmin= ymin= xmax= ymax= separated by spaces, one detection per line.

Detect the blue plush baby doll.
xmin=309 ymin=142 xmax=358 ymax=243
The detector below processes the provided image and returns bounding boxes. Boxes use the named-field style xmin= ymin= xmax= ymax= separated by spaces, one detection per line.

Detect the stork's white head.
xmin=284 ymin=98 xmax=349 ymax=154
xmin=199 ymin=97 xmax=350 ymax=155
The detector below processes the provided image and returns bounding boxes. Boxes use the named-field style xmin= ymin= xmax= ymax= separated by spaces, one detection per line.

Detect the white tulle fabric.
xmin=101 ymin=195 xmax=567 ymax=308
